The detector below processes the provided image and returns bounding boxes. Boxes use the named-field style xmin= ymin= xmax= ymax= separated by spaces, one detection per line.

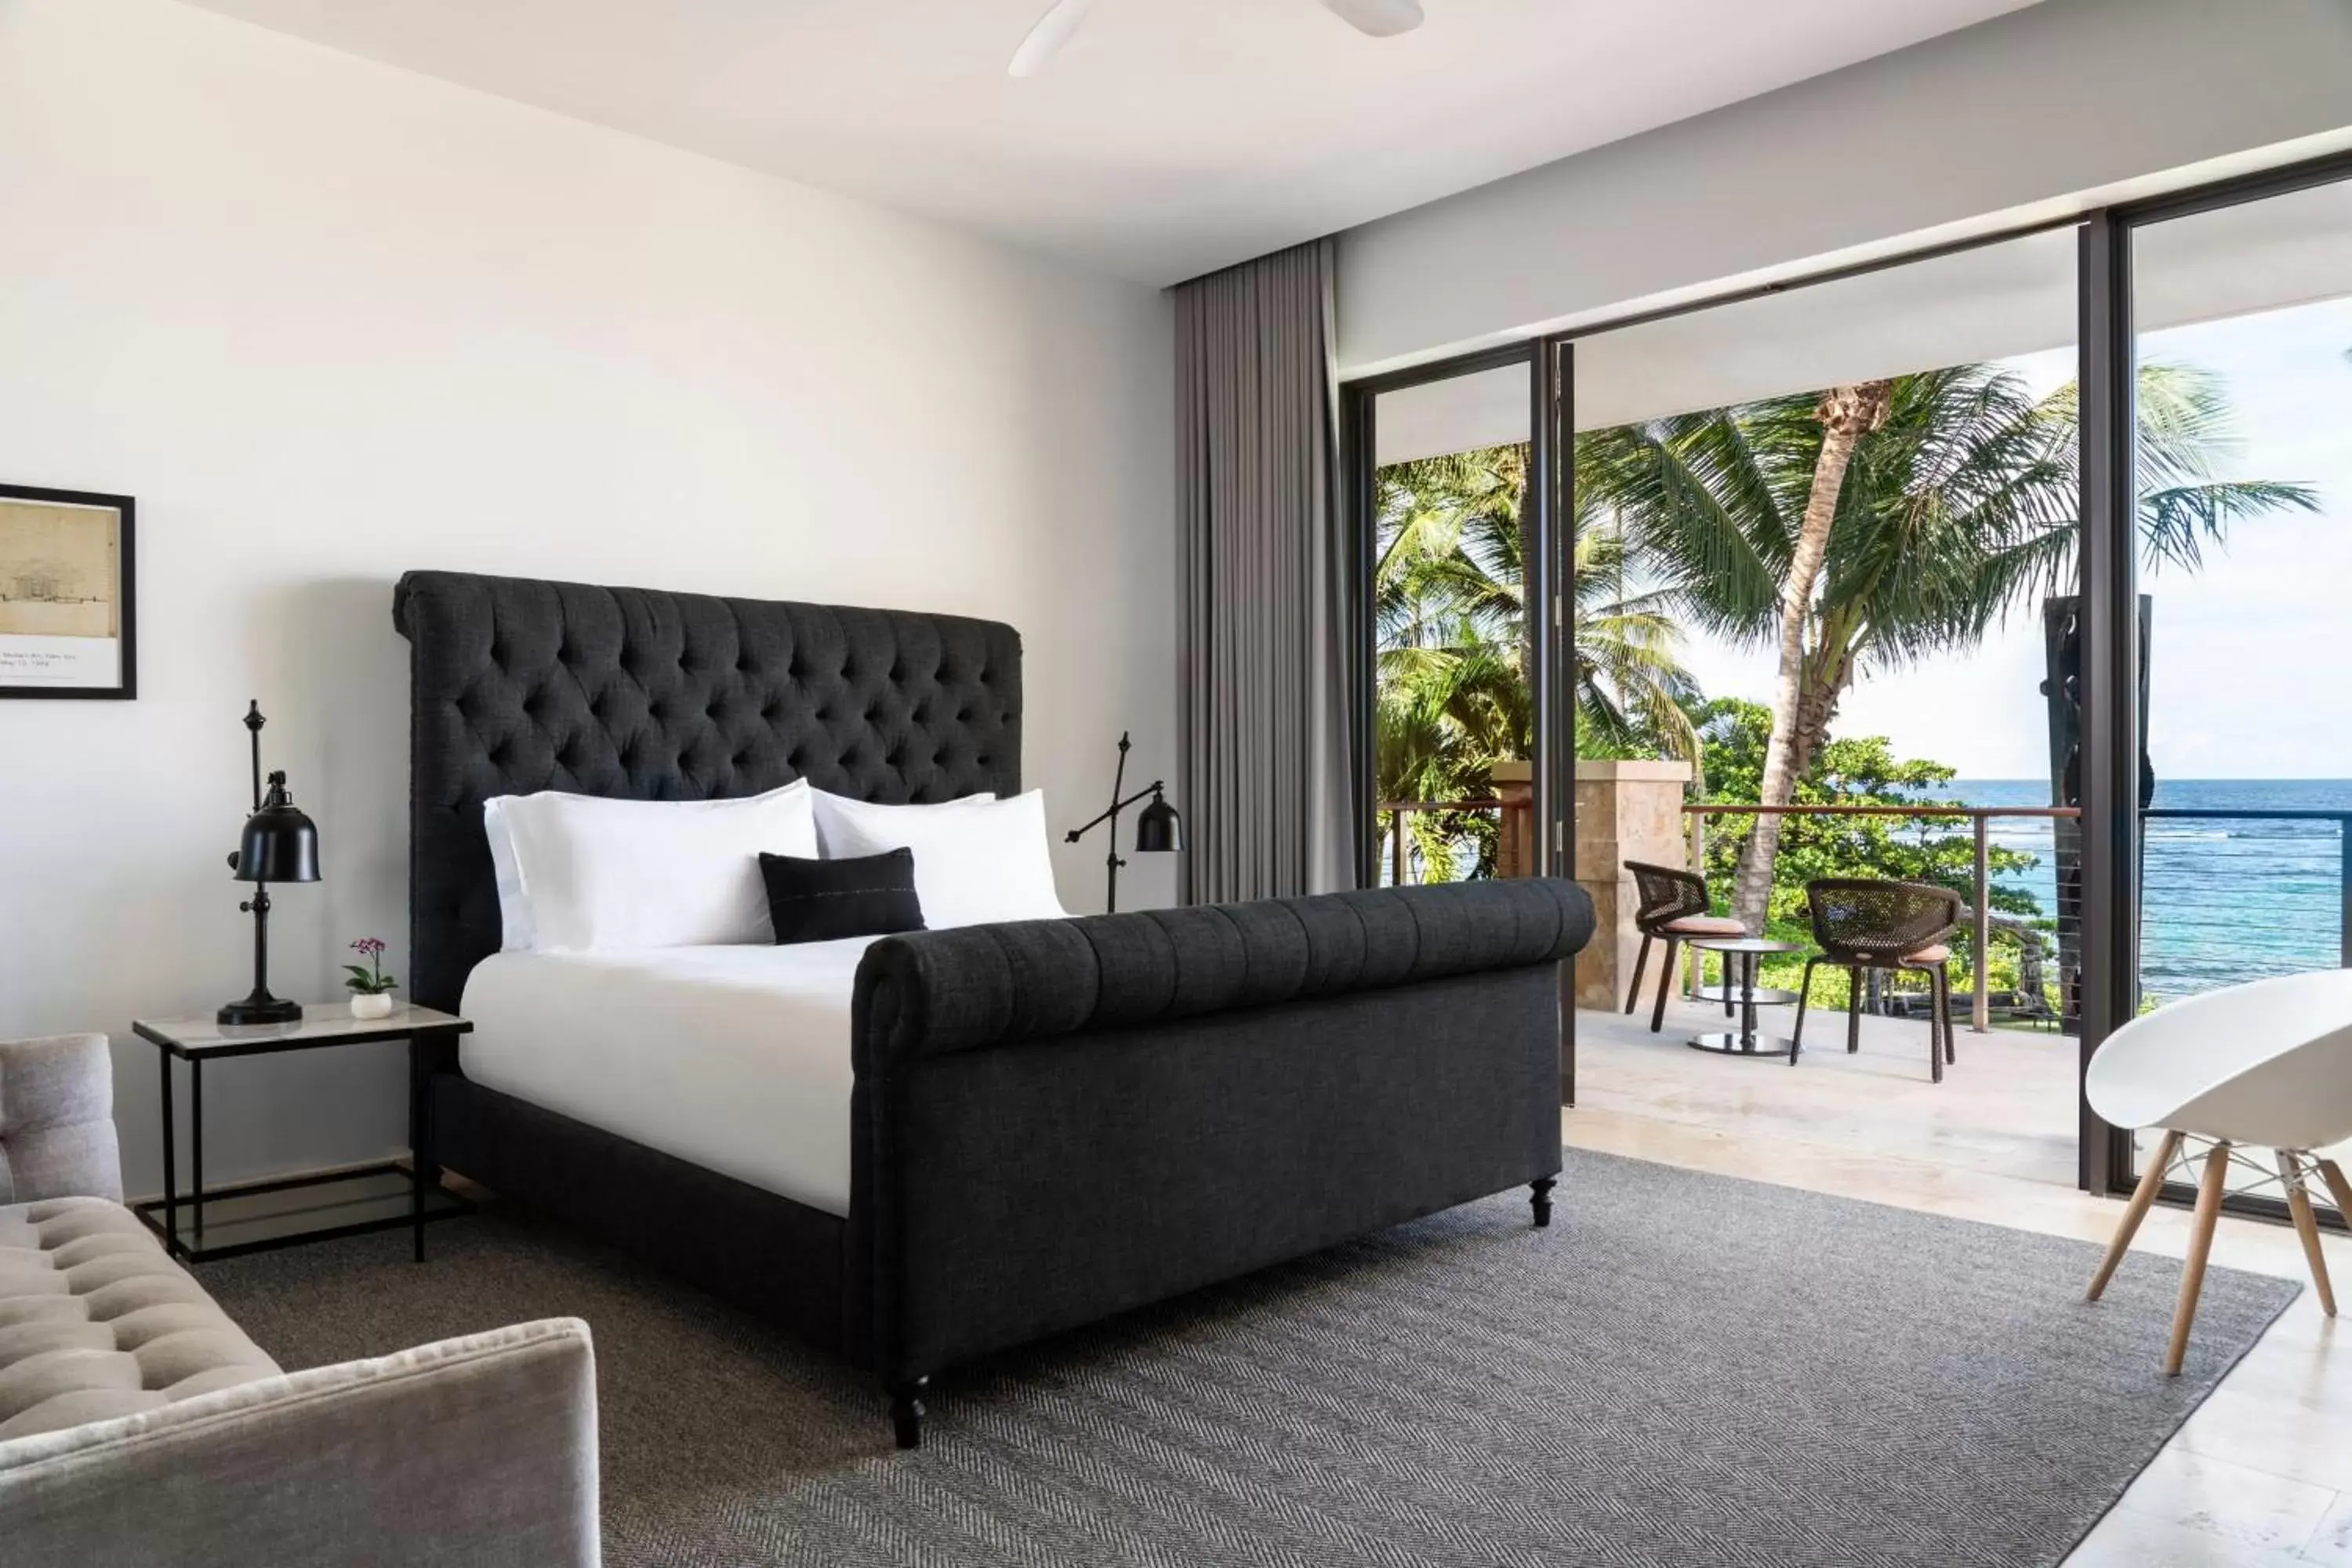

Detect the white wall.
xmin=1339 ymin=0 xmax=2352 ymax=375
xmin=0 ymin=0 xmax=1176 ymax=1198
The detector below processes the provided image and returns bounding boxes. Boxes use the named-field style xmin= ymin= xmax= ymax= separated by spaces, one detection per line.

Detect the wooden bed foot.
xmin=891 ymin=1377 xmax=928 ymax=1450
xmin=1530 ymin=1177 xmax=1556 ymax=1229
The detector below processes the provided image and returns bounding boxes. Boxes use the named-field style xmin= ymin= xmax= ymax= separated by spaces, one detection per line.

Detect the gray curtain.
xmin=1175 ymin=240 xmax=1360 ymax=905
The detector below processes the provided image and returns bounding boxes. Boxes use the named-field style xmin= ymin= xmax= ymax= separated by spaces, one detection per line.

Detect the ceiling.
xmin=177 ymin=0 xmax=2042 ymax=285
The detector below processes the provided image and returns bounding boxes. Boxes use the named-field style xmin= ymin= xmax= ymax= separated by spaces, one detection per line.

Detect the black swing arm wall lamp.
xmin=1064 ymin=731 xmax=1183 ymax=915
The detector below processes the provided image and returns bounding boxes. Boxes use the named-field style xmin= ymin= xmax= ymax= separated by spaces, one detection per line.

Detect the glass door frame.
xmin=1341 ymin=341 xmax=1578 ymax=1102
xmin=2088 ymin=145 xmax=2352 ymax=1207
xmin=1342 ymin=143 xmax=2352 ymax=1195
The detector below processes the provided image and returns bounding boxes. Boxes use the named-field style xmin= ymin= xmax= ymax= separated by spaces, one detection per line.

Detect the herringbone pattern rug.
xmin=205 ymin=1149 xmax=2296 ymax=1566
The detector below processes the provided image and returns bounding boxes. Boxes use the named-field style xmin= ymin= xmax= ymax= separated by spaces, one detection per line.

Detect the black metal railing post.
xmin=2340 ymin=818 xmax=2351 ymax=971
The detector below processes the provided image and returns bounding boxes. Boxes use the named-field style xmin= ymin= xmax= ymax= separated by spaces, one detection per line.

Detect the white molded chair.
xmin=2085 ymin=969 xmax=2352 ymax=1374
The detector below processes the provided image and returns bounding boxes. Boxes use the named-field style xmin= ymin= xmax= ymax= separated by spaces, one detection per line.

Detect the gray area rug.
xmin=202 ymin=1150 xmax=2296 ymax=1567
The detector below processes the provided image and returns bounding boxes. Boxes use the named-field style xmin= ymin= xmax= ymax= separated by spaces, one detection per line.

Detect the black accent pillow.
xmin=759 ymin=848 xmax=926 ymax=945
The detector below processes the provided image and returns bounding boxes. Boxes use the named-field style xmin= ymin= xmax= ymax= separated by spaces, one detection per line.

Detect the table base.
xmin=1686 ymin=1031 xmax=1798 ymax=1060
xmin=133 ymin=1161 xmax=470 ymax=1263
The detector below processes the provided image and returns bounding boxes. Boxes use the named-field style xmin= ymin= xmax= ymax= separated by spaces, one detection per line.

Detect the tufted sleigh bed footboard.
xmin=397 ymin=570 xmax=1594 ymax=1446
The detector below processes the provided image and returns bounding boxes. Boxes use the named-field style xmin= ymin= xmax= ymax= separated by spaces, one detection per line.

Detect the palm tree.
xmin=1588 ymin=361 xmax=2318 ymax=932
xmin=1740 ymin=379 xmax=1893 ymax=932
xmin=1375 ymin=444 xmax=1700 ymax=808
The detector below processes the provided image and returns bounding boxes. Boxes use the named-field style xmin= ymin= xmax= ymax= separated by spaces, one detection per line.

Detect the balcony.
xmin=1383 ymin=786 xmax=2352 ymax=1208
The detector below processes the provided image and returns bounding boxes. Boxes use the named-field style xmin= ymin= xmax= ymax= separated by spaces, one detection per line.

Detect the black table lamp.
xmin=1065 ymin=731 xmax=1185 ymax=914
xmin=219 ymin=701 xmax=321 ymax=1025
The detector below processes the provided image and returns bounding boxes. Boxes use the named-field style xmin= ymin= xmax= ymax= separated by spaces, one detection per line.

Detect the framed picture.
xmin=0 ymin=484 xmax=136 ymax=700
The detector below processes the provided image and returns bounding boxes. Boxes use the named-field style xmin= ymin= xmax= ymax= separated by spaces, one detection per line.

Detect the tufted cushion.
xmin=855 ymin=877 xmax=1595 ymax=1067
xmin=396 ymin=571 xmax=1022 ymax=1012
xmin=0 ymin=1035 xmax=122 ymax=1206
xmin=0 ymin=1199 xmax=278 ymax=1440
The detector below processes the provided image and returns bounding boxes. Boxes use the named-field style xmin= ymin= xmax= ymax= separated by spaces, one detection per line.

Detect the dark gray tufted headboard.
xmin=394 ymin=570 xmax=1022 ymax=1012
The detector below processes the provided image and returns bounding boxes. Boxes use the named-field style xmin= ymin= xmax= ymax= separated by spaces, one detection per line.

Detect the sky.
xmin=1671 ymin=295 xmax=2352 ymax=782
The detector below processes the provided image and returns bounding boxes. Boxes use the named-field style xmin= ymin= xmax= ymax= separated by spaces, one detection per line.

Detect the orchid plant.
xmin=344 ymin=937 xmax=397 ymax=996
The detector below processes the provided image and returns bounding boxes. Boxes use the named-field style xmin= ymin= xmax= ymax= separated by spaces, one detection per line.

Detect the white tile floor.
xmin=1571 ymin=996 xmax=2347 ymax=1565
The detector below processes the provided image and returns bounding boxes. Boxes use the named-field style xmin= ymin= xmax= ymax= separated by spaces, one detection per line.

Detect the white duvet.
xmin=459 ymin=939 xmax=877 ymax=1217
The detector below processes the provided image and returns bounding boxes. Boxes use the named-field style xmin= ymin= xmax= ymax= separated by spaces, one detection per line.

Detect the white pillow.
xmin=482 ymin=797 xmax=535 ymax=952
xmin=486 ymin=780 xmax=818 ymax=952
xmin=821 ymin=789 xmax=1066 ymax=929
xmin=811 ymin=788 xmax=994 ymax=859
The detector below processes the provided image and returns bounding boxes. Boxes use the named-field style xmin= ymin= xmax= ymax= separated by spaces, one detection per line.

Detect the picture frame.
xmin=0 ymin=483 xmax=136 ymax=700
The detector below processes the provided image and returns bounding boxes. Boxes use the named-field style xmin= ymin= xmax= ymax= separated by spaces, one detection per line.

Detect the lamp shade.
xmin=233 ymin=771 xmax=321 ymax=884
xmin=1134 ymin=789 xmax=1184 ymax=854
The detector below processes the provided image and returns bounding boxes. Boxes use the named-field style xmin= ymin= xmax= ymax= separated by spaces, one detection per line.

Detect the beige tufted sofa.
xmin=0 ymin=1033 xmax=601 ymax=1566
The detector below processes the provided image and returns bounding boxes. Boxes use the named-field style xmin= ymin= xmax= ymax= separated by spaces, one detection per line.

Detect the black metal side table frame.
xmin=130 ymin=1005 xmax=473 ymax=1264
xmin=1684 ymin=937 xmax=1803 ymax=1060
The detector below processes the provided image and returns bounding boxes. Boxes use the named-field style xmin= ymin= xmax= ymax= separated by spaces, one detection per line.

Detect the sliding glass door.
xmin=1343 ymin=151 xmax=2352 ymax=1199
xmin=2103 ymin=165 xmax=2352 ymax=1211
xmin=1348 ymin=344 xmax=1577 ymax=1098
xmin=1356 ymin=353 xmax=1537 ymax=890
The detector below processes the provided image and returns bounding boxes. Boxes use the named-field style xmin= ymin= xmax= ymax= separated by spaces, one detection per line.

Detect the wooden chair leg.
xmin=1624 ymin=935 xmax=1652 ymax=1015
xmin=1649 ymin=938 xmax=1679 ymax=1035
xmin=2281 ymin=1151 xmax=2337 ymax=1318
xmin=891 ymin=1376 xmax=929 ymax=1450
xmin=2167 ymin=1140 xmax=2233 ymax=1377
xmin=2313 ymin=1156 xmax=2352 ymax=1223
xmin=2088 ymin=1128 xmax=2182 ymax=1301
xmin=1790 ymin=957 xmax=1818 ymax=1064
xmin=1846 ymin=968 xmax=1864 ymax=1054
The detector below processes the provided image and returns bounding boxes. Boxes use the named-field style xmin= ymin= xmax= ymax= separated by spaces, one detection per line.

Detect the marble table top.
xmin=132 ymin=1003 xmax=470 ymax=1055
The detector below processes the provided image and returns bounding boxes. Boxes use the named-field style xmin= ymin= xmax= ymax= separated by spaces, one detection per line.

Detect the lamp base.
xmin=217 ymin=993 xmax=303 ymax=1026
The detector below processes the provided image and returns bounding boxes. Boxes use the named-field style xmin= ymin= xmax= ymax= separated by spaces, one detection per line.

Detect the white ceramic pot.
xmin=350 ymin=992 xmax=395 ymax=1021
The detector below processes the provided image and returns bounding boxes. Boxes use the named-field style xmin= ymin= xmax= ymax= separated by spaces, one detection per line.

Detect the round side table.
xmin=1684 ymin=936 xmax=1804 ymax=1059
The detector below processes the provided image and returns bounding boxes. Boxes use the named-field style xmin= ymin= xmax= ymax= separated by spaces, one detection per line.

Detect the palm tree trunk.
xmin=1730 ymin=381 xmax=1892 ymax=934
xmin=1789 ymin=620 xmax=1860 ymax=781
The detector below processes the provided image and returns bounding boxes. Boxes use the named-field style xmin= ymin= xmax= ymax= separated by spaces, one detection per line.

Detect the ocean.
xmin=1938 ymin=779 xmax=2352 ymax=1004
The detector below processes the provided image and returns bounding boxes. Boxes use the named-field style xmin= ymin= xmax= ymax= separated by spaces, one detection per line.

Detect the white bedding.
xmin=459 ymin=939 xmax=876 ymax=1217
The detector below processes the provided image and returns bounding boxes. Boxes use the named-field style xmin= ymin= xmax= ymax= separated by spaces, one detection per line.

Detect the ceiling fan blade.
xmin=1008 ymin=0 xmax=1099 ymax=77
xmin=1317 ymin=0 xmax=1425 ymax=37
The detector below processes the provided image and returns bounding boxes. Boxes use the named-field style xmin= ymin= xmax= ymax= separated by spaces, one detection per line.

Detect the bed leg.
xmin=891 ymin=1377 xmax=929 ymax=1450
xmin=1530 ymin=1176 xmax=1556 ymax=1229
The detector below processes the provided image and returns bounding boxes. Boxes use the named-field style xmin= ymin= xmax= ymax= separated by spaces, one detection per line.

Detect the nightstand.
xmin=130 ymin=1004 xmax=472 ymax=1263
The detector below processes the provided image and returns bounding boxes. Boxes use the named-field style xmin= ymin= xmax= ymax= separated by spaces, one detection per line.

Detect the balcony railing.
xmin=2141 ymin=807 xmax=2352 ymax=972
xmin=1380 ymin=794 xmax=2352 ymax=1030
xmin=1681 ymin=804 xmax=2079 ymax=1033
xmin=1377 ymin=799 xmax=1527 ymax=888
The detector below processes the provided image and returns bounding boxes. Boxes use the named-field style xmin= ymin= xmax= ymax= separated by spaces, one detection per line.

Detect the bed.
xmin=395 ymin=568 xmax=1593 ymax=1447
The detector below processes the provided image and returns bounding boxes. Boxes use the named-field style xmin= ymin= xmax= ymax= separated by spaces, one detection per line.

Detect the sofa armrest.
xmin=853 ymin=877 xmax=1594 ymax=1069
xmin=0 ymin=1033 xmax=121 ymax=1203
xmin=0 ymin=1318 xmax=599 ymax=1568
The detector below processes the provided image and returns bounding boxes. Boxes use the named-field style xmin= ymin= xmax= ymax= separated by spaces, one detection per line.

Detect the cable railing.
xmin=2141 ymin=807 xmax=2352 ymax=971
xmin=1378 ymin=794 xmax=2352 ymax=1032
xmin=1681 ymin=803 xmax=2080 ymax=1033
xmin=1377 ymin=799 xmax=1526 ymax=888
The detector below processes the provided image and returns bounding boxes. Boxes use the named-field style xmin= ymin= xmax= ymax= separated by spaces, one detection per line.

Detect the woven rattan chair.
xmin=1792 ymin=879 xmax=1962 ymax=1081
xmin=1623 ymin=861 xmax=1746 ymax=1034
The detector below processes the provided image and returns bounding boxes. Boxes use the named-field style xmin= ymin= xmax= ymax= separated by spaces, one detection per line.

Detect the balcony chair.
xmin=1791 ymin=879 xmax=1962 ymax=1081
xmin=2085 ymin=969 xmax=2352 ymax=1375
xmin=1622 ymin=861 xmax=1745 ymax=1034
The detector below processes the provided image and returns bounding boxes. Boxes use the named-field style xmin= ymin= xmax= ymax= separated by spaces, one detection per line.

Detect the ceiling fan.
xmin=1008 ymin=0 xmax=1425 ymax=78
